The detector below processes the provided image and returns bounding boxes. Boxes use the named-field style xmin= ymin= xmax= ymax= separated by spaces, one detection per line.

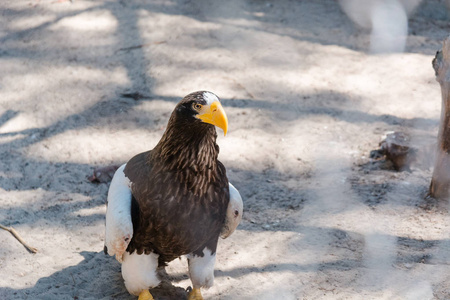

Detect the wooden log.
xmin=429 ymin=36 xmax=450 ymax=199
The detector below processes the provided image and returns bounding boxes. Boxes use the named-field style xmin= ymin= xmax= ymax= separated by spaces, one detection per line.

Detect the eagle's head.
xmin=174 ymin=91 xmax=228 ymax=136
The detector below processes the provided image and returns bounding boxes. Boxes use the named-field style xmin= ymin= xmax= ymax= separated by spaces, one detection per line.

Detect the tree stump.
xmin=429 ymin=36 xmax=450 ymax=199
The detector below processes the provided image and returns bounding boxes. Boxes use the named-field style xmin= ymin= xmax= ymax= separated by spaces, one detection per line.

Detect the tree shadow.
xmin=0 ymin=1 xmax=447 ymax=298
xmin=220 ymin=92 xmax=438 ymax=129
xmin=0 ymin=0 xmax=439 ymax=171
xmin=0 ymin=110 xmax=19 ymax=127
xmin=0 ymin=251 xmax=187 ymax=300
xmin=227 ymin=163 xmax=436 ymax=235
xmin=3 ymin=227 xmax=445 ymax=299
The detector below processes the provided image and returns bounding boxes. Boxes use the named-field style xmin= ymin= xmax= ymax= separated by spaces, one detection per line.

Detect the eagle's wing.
xmin=105 ymin=164 xmax=133 ymax=263
xmin=221 ymin=182 xmax=243 ymax=239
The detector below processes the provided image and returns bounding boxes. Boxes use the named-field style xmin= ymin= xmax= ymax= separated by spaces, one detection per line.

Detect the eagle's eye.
xmin=193 ymin=103 xmax=203 ymax=111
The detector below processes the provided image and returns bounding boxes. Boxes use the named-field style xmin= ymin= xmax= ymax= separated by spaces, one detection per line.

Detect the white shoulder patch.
xmin=221 ymin=182 xmax=243 ymax=239
xmin=203 ymin=91 xmax=219 ymax=105
xmin=105 ymin=163 xmax=133 ymax=262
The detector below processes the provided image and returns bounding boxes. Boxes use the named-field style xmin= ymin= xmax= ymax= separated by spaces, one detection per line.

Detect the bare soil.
xmin=0 ymin=0 xmax=449 ymax=299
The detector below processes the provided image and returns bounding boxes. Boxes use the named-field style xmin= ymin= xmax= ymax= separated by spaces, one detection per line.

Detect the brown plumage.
xmin=123 ymin=91 xmax=230 ymax=266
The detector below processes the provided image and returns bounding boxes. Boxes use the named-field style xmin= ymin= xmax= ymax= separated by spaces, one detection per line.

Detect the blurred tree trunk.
xmin=429 ymin=36 xmax=450 ymax=199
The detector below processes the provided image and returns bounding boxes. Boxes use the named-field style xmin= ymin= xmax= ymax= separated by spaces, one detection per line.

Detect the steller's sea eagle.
xmin=104 ymin=91 xmax=243 ymax=300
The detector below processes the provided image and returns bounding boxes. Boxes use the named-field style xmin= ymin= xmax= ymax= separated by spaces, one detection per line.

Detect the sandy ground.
xmin=0 ymin=0 xmax=449 ymax=299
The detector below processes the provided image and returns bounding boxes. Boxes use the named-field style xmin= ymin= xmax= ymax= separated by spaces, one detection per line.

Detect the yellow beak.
xmin=197 ymin=101 xmax=228 ymax=136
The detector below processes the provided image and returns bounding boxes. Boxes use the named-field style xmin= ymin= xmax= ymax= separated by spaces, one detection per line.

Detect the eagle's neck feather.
xmin=152 ymin=118 xmax=219 ymax=173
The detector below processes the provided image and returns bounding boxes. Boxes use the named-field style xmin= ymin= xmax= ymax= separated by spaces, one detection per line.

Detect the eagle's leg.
xmin=187 ymin=287 xmax=203 ymax=300
xmin=122 ymin=252 xmax=160 ymax=298
xmin=186 ymin=247 xmax=216 ymax=300
xmin=138 ymin=290 xmax=154 ymax=300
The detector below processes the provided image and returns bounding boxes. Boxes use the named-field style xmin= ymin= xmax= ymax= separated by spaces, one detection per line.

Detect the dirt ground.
xmin=0 ymin=0 xmax=449 ymax=299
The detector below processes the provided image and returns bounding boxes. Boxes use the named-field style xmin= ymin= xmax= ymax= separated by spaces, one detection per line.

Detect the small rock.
xmin=371 ymin=132 xmax=417 ymax=171
xmin=88 ymin=165 xmax=120 ymax=183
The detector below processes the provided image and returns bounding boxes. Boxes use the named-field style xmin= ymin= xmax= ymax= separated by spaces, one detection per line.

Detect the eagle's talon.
xmin=187 ymin=288 xmax=203 ymax=300
xmin=138 ymin=290 xmax=154 ymax=300
xmin=115 ymin=253 xmax=124 ymax=263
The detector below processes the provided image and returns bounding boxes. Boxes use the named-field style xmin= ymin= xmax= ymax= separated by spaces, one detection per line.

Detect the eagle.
xmin=104 ymin=91 xmax=243 ymax=300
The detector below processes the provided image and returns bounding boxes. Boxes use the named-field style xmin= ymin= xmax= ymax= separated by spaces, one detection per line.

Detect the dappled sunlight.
xmin=0 ymin=186 xmax=107 ymax=290
xmin=137 ymin=9 xmax=222 ymax=39
xmin=73 ymin=206 xmax=106 ymax=219
xmin=147 ymin=24 xmax=439 ymax=123
xmin=8 ymin=14 xmax=55 ymax=32
xmin=0 ymin=188 xmax=95 ymax=218
xmin=21 ymin=99 xmax=182 ymax=164
xmin=1 ymin=0 xmax=449 ymax=299
xmin=204 ymin=230 xmax=323 ymax=299
xmin=0 ymin=113 xmax=35 ymax=135
xmin=24 ymin=128 xmax=161 ymax=164
xmin=0 ymin=63 xmax=130 ymax=130
xmin=51 ymin=9 xmax=118 ymax=32
xmin=219 ymin=15 xmax=262 ymax=29
xmin=219 ymin=125 xmax=315 ymax=179
xmin=1 ymin=222 xmax=97 ymax=291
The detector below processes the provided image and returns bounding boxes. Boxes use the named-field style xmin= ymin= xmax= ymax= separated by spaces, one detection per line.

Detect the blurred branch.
xmin=0 ymin=224 xmax=38 ymax=254
xmin=116 ymin=41 xmax=166 ymax=53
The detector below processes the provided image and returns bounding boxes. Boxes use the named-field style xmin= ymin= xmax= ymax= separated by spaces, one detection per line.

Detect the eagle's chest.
xmin=135 ymin=168 xmax=229 ymax=236
xmin=126 ymin=153 xmax=230 ymax=258
xmin=148 ymin=171 xmax=228 ymax=222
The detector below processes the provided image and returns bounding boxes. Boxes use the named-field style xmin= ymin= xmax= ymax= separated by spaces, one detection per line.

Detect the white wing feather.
xmin=105 ymin=164 xmax=133 ymax=263
xmin=221 ymin=183 xmax=243 ymax=239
